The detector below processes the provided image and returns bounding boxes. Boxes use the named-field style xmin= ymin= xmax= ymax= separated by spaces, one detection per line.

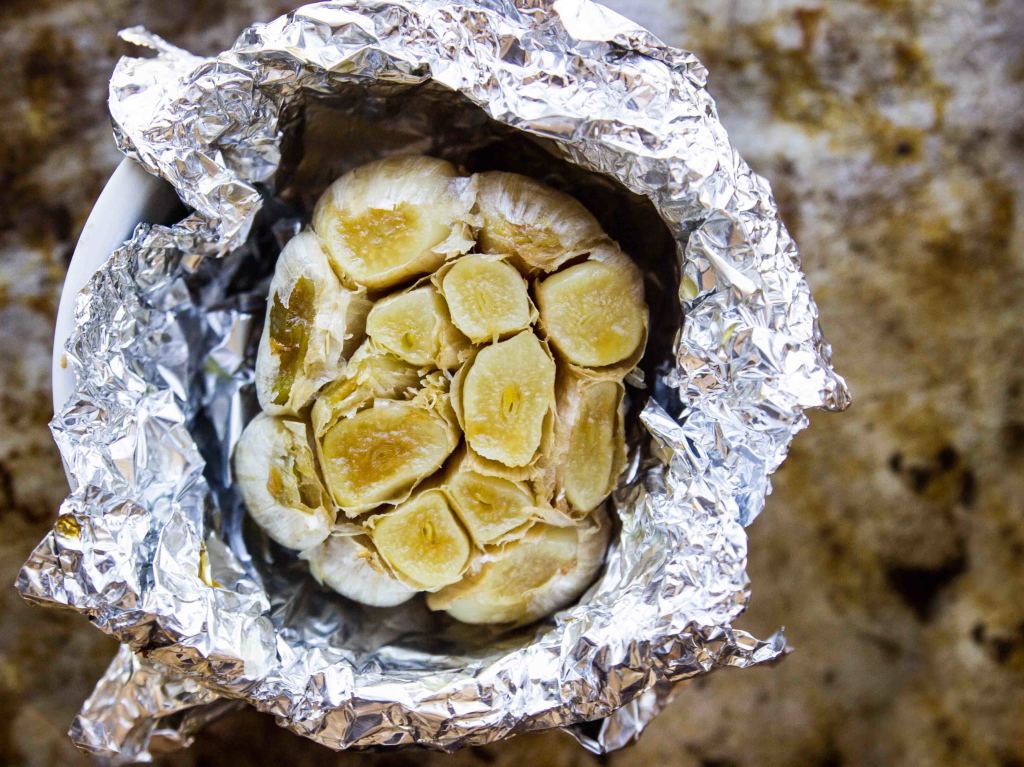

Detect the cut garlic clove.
xmin=426 ymin=509 xmax=610 ymax=625
xmin=367 ymin=489 xmax=471 ymax=590
xmin=474 ymin=171 xmax=606 ymax=274
xmin=233 ymin=413 xmax=335 ymax=550
xmin=554 ymin=376 xmax=626 ymax=513
xmin=535 ymin=248 xmax=647 ymax=370
xmin=318 ymin=399 xmax=458 ymax=516
xmin=255 ymin=231 xmax=370 ymax=416
xmin=459 ymin=331 xmax=556 ymax=468
xmin=310 ymin=341 xmax=422 ymax=438
xmin=442 ymin=449 xmax=537 ymax=545
xmin=301 ymin=531 xmax=417 ymax=607
xmin=312 ymin=155 xmax=476 ymax=290
xmin=436 ymin=254 xmax=534 ymax=343
xmin=365 ymin=285 xmax=469 ymax=369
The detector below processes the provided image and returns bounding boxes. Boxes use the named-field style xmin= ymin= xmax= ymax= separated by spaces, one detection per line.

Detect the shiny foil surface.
xmin=16 ymin=0 xmax=848 ymax=761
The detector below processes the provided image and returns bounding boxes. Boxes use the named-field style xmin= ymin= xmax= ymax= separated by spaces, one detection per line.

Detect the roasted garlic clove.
xmin=436 ymin=254 xmax=534 ymax=343
xmin=367 ymin=489 xmax=471 ymax=590
xmin=318 ymin=399 xmax=459 ymax=516
xmin=426 ymin=509 xmax=610 ymax=625
xmin=458 ymin=330 xmax=556 ymax=468
xmin=312 ymin=155 xmax=476 ymax=290
xmin=535 ymin=245 xmax=647 ymax=371
xmin=310 ymin=341 xmax=422 ymax=438
xmin=234 ymin=413 xmax=335 ymax=550
xmin=551 ymin=376 xmax=626 ymax=513
xmin=302 ymin=531 xmax=416 ymax=607
xmin=442 ymin=449 xmax=537 ymax=545
xmin=365 ymin=285 xmax=469 ymax=369
xmin=474 ymin=171 xmax=606 ymax=274
xmin=255 ymin=231 xmax=370 ymax=416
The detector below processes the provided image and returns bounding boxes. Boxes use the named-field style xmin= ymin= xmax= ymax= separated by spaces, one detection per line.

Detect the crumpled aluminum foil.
xmin=17 ymin=0 xmax=849 ymax=761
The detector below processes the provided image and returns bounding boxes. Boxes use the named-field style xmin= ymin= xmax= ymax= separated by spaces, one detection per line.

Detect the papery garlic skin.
xmin=234 ymin=413 xmax=335 ymax=550
xmin=302 ymin=531 xmax=416 ymax=607
xmin=312 ymin=155 xmax=477 ymax=291
xmin=255 ymin=231 xmax=370 ymax=416
xmin=426 ymin=508 xmax=610 ymax=626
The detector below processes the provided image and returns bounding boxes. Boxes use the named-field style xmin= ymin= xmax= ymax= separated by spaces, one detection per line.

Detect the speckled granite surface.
xmin=1 ymin=1 xmax=1021 ymax=765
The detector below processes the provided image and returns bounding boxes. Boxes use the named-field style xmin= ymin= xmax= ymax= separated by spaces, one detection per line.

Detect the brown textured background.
xmin=1 ymin=1 xmax=1022 ymax=765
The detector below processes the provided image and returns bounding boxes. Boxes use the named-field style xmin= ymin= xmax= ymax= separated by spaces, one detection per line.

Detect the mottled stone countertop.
xmin=1 ymin=1 xmax=1021 ymax=765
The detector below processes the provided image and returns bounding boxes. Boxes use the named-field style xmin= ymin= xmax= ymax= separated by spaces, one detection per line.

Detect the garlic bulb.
xmin=426 ymin=509 xmax=610 ymax=626
xmin=255 ymin=231 xmax=370 ymax=416
xmin=302 ymin=531 xmax=416 ymax=607
xmin=233 ymin=413 xmax=335 ymax=550
xmin=312 ymin=155 xmax=477 ymax=290
xmin=239 ymin=156 xmax=648 ymax=624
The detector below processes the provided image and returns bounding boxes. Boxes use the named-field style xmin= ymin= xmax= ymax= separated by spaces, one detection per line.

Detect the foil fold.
xmin=18 ymin=0 xmax=848 ymax=758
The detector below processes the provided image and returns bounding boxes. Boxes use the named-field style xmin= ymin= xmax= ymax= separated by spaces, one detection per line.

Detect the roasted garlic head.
xmin=236 ymin=156 xmax=649 ymax=624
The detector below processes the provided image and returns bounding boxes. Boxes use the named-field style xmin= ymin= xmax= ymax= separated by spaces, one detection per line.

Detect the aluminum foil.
xmin=17 ymin=0 xmax=849 ymax=760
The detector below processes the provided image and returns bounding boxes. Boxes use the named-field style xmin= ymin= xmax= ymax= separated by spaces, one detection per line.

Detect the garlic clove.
xmin=302 ymin=531 xmax=416 ymax=607
xmin=318 ymin=399 xmax=458 ymax=516
xmin=367 ymin=489 xmax=471 ymax=591
xmin=426 ymin=508 xmax=610 ymax=625
xmin=436 ymin=253 xmax=534 ymax=344
xmin=234 ymin=413 xmax=335 ymax=550
xmin=312 ymin=155 xmax=477 ymax=290
xmin=458 ymin=331 xmax=556 ymax=468
xmin=255 ymin=231 xmax=370 ymax=416
xmin=535 ymin=246 xmax=647 ymax=371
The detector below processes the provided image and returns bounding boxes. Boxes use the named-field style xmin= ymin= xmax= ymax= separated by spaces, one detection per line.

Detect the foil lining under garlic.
xmin=17 ymin=0 xmax=849 ymax=761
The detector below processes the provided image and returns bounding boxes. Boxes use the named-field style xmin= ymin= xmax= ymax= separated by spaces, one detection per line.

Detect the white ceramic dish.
xmin=51 ymin=158 xmax=181 ymax=413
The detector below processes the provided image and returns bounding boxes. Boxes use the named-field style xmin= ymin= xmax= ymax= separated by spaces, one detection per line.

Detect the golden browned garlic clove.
xmin=535 ymin=247 xmax=647 ymax=371
xmin=436 ymin=254 xmax=534 ymax=343
xmin=365 ymin=285 xmax=469 ymax=369
xmin=458 ymin=330 xmax=556 ymax=468
xmin=302 ymin=531 xmax=416 ymax=607
xmin=442 ymin=449 xmax=537 ymax=545
xmin=426 ymin=508 xmax=610 ymax=625
xmin=255 ymin=231 xmax=370 ymax=416
xmin=553 ymin=376 xmax=626 ymax=513
xmin=312 ymin=155 xmax=476 ymax=290
xmin=474 ymin=171 xmax=606 ymax=274
xmin=233 ymin=413 xmax=335 ymax=550
xmin=367 ymin=489 xmax=471 ymax=590
xmin=318 ymin=399 xmax=459 ymax=516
